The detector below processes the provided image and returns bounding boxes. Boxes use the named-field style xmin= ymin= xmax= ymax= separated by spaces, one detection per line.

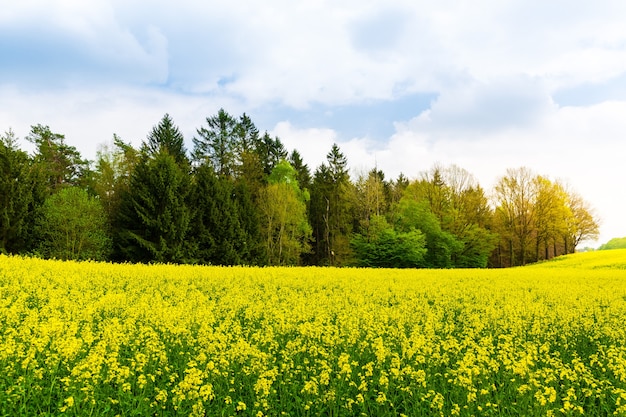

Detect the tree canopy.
xmin=0 ymin=114 xmax=601 ymax=267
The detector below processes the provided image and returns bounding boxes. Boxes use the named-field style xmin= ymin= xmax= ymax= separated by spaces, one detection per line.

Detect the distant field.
xmin=1 ymin=250 xmax=626 ymax=416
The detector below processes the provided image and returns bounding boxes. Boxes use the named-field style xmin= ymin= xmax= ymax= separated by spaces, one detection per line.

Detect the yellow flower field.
xmin=1 ymin=250 xmax=626 ymax=416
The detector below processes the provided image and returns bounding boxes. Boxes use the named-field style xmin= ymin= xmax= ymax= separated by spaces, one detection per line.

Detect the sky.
xmin=2 ymin=0 xmax=626 ymax=247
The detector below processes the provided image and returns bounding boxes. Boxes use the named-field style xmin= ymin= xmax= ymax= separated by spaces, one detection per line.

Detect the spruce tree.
xmin=114 ymin=115 xmax=191 ymax=263
xmin=115 ymin=151 xmax=192 ymax=263
xmin=189 ymin=164 xmax=247 ymax=265
xmin=309 ymin=144 xmax=354 ymax=265
xmin=193 ymin=108 xmax=238 ymax=177
xmin=145 ymin=114 xmax=189 ymax=167
xmin=0 ymin=130 xmax=41 ymax=254
xmin=232 ymin=180 xmax=266 ymax=265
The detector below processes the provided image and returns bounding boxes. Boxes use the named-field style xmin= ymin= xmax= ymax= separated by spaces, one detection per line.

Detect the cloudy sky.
xmin=2 ymin=0 xmax=626 ymax=246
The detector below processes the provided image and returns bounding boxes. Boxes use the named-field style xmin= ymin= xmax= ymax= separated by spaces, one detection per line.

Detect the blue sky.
xmin=2 ymin=0 xmax=626 ymax=246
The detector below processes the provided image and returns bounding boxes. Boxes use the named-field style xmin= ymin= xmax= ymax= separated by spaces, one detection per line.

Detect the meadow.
xmin=1 ymin=250 xmax=626 ymax=416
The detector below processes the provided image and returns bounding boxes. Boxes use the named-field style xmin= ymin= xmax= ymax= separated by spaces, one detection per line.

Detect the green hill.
xmin=528 ymin=248 xmax=626 ymax=269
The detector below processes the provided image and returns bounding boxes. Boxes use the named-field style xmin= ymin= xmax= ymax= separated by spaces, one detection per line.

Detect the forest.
xmin=0 ymin=110 xmax=599 ymax=268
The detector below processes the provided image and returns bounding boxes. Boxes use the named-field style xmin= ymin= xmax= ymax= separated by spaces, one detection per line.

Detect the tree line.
xmin=0 ymin=110 xmax=599 ymax=267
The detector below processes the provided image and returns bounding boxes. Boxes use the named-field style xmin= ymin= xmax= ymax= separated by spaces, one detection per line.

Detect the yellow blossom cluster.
xmin=1 ymin=249 xmax=626 ymax=415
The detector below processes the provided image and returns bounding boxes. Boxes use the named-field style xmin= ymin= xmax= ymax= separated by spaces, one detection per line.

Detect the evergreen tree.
xmin=288 ymin=149 xmax=312 ymax=192
xmin=234 ymin=113 xmax=260 ymax=155
xmin=232 ymin=180 xmax=266 ymax=265
xmin=257 ymin=132 xmax=287 ymax=176
xmin=309 ymin=144 xmax=354 ymax=265
xmin=114 ymin=151 xmax=192 ymax=263
xmin=189 ymin=164 xmax=249 ymax=265
xmin=234 ymin=113 xmax=265 ymax=191
xmin=193 ymin=108 xmax=238 ymax=177
xmin=145 ymin=114 xmax=188 ymax=166
xmin=0 ymin=130 xmax=43 ymax=254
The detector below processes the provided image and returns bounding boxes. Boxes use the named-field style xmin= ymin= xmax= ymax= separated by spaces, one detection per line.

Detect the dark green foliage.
xmin=35 ymin=187 xmax=111 ymax=260
xmin=234 ymin=113 xmax=260 ymax=154
xmin=193 ymin=108 xmax=238 ymax=177
xmin=232 ymin=180 xmax=266 ymax=265
xmin=114 ymin=152 xmax=192 ymax=263
xmin=256 ymin=132 xmax=288 ymax=176
xmin=309 ymin=144 xmax=354 ymax=265
xmin=288 ymin=149 xmax=312 ymax=192
xmin=113 ymin=115 xmax=193 ymax=263
xmin=145 ymin=114 xmax=188 ymax=166
xmin=189 ymin=164 xmax=250 ymax=265
xmin=0 ymin=130 xmax=44 ymax=254
xmin=234 ymin=114 xmax=265 ymax=191
xmin=2 ymin=112 xmax=599 ymax=268
xmin=193 ymin=109 xmax=286 ymax=184
xmin=351 ymin=216 xmax=427 ymax=268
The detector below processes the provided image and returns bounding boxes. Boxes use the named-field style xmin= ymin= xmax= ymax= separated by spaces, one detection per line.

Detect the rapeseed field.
xmin=1 ymin=250 xmax=626 ymax=416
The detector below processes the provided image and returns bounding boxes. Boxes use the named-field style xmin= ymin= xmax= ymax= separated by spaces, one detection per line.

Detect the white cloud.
xmin=405 ymin=77 xmax=556 ymax=134
xmin=271 ymin=122 xmax=338 ymax=169
xmin=3 ymin=0 xmax=626 ymax=246
xmin=0 ymin=0 xmax=169 ymax=85
xmin=350 ymin=100 xmax=626 ymax=245
xmin=0 ymin=85 xmax=243 ymax=159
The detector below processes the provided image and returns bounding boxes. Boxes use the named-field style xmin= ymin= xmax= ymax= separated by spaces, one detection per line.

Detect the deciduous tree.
xmin=26 ymin=124 xmax=90 ymax=192
xmin=258 ymin=160 xmax=311 ymax=265
xmin=493 ymin=167 xmax=537 ymax=266
xmin=35 ymin=187 xmax=110 ymax=260
xmin=351 ymin=215 xmax=427 ymax=268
